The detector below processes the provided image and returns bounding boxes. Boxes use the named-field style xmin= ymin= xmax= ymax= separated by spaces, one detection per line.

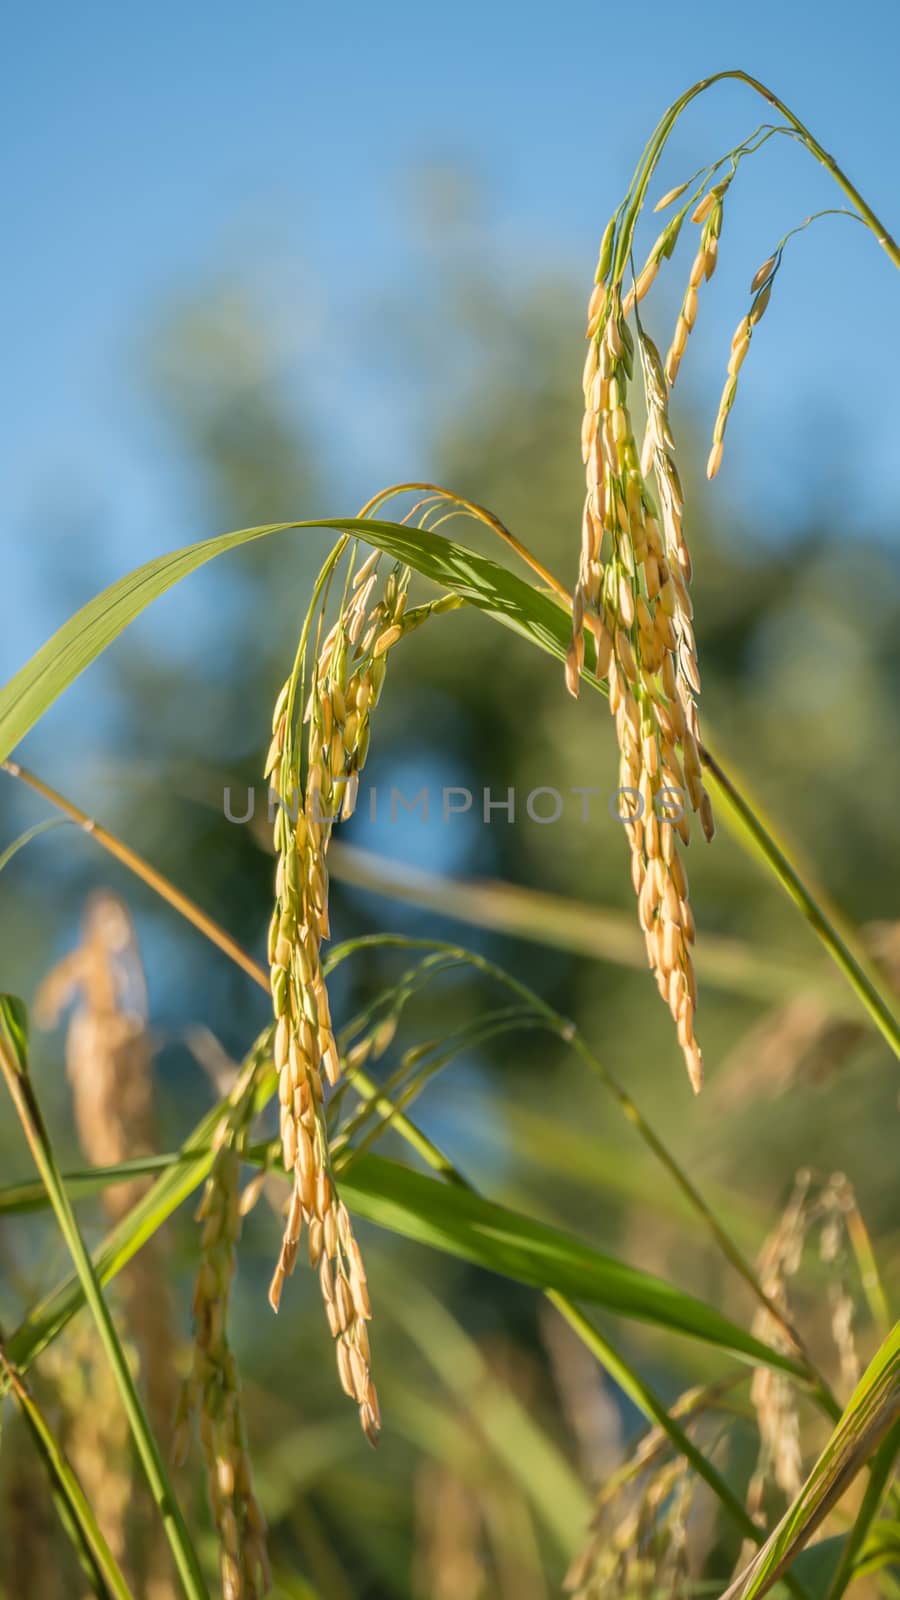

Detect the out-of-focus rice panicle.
xmin=747 ymin=1174 xmax=810 ymax=1520
xmin=175 ymin=1078 xmax=270 ymax=1600
xmin=35 ymin=892 xmax=178 ymax=1591
xmin=37 ymin=1315 xmax=132 ymax=1578
xmin=413 ymin=1462 xmax=485 ymax=1600
xmin=566 ymin=1446 xmax=694 ymax=1598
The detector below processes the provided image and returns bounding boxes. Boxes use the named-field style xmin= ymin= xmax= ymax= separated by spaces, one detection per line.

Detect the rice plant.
xmin=0 ymin=69 xmax=898 ymax=1600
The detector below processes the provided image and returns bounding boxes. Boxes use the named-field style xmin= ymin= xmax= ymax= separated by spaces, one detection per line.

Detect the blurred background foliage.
xmin=0 ymin=182 xmax=898 ymax=1598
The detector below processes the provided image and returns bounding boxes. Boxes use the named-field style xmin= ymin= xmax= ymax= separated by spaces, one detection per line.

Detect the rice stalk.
xmin=37 ymin=1313 xmax=132 ymax=1586
xmin=35 ymin=893 xmax=178 ymax=1447
xmin=172 ymin=1047 xmax=270 ymax=1600
xmin=0 ymin=1407 xmax=66 ymax=1600
xmin=745 ymin=1169 xmax=869 ymax=1566
xmin=413 ymin=1461 xmax=486 ymax=1600
xmin=35 ymin=892 xmax=178 ymax=1594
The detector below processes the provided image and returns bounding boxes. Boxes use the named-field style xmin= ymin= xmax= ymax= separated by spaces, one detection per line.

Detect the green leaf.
xmin=0 ymin=992 xmax=29 ymax=1070
xmin=719 ymin=1322 xmax=900 ymax=1600
xmin=0 ymin=516 xmax=587 ymax=763
xmin=339 ymin=1154 xmax=805 ymax=1377
xmin=856 ymin=1512 xmax=900 ymax=1577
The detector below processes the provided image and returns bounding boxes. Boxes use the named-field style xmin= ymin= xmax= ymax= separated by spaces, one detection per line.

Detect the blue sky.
xmin=3 ymin=0 xmax=899 ymax=681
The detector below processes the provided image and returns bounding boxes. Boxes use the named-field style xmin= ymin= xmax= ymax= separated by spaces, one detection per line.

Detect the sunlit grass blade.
xmin=0 ymin=1152 xmax=184 ymax=1214
xmin=0 ymin=1342 xmax=135 ymax=1600
xmin=824 ymin=1420 xmax=900 ymax=1599
xmin=0 ymin=514 xmax=591 ymax=764
xmin=0 ymin=996 xmax=209 ymax=1600
xmin=2 ymin=1135 xmax=807 ymax=1382
xmin=719 ymin=1322 xmax=900 ymax=1600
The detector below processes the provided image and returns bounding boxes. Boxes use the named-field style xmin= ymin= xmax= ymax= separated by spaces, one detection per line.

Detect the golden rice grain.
xmin=708 ymin=258 xmax=777 ymax=477
xmin=665 ymin=180 xmax=729 ymax=386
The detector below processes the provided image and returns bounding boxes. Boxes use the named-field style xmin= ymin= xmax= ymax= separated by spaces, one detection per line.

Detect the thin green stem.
xmin=612 ymin=70 xmax=900 ymax=282
xmin=701 ymin=743 xmax=900 ymax=1063
xmin=328 ymin=932 xmax=839 ymax=1412
xmin=546 ymin=1296 xmax=810 ymax=1600
xmin=0 ymin=1002 xmax=209 ymax=1600
xmin=0 ymin=1342 xmax=135 ymax=1600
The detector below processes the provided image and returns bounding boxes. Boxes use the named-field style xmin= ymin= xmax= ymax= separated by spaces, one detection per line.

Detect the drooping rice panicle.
xmin=573 ymin=261 xmax=712 ymax=1090
xmin=413 ymin=1462 xmax=485 ymax=1600
xmin=265 ymin=548 xmax=418 ymax=1441
xmin=173 ymin=1052 xmax=270 ymax=1600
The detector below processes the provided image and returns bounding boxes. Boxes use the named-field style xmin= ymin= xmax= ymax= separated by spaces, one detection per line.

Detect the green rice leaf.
xmin=340 ymin=1154 xmax=806 ymax=1377
xmin=0 ymin=516 xmax=587 ymax=763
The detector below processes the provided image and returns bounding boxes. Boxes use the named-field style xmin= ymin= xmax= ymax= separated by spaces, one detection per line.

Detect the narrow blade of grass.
xmin=339 ymin=1153 xmax=805 ymax=1377
xmin=720 ymin=1322 xmax=900 ymax=1600
xmin=0 ymin=1343 xmax=135 ymax=1600
xmin=824 ymin=1420 xmax=900 ymax=1599
xmin=0 ymin=997 xmax=209 ymax=1600
xmin=379 ymin=1262 xmax=591 ymax=1554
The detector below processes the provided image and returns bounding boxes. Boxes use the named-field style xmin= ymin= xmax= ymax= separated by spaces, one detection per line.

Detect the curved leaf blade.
xmin=340 ymin=1154 xmax=805 ymax=1377
xmin=719 ymin=1322 xmax=900 ymax=1600
xmin=0 ymin=517 xmax=584 ymax=762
